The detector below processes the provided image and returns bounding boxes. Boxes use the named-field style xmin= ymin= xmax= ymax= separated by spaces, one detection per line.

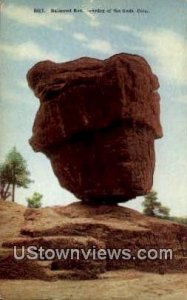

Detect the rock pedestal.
xmin=0 ymin=202 xmax=187 ymax=280
xmin=27 ymin=53 xmax=162 ymax=202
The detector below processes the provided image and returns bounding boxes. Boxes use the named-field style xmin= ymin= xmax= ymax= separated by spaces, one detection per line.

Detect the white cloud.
xmin=3 ymin=4 xmax=74 ymax=31
xmin=89 ymin=19 xmax=100 ymax=27
xmin=178 ymin=94 xmax=187 ymax=104
xmin=1 ymin=88 xmax=17 ymax=104
xmin=86 ymin=39 xmax=114 ymax=54
xmin=16 ymin=79 xmax=28 ymax=89
xmin=114 ymin=25 xmax=187 ymax=85
xmin=114 ymin=24 xmax=136 ymax=34
xmin=73 ymin=32 xmax=115 ymax=55
xmin=81 ymin=4 xmax=100 ymax=27
xmin=73 ymin=32 xmax=88 ymax=42
xmin=0 ymin=85 xmax=30 ymax=112
xmin=139 ymin=29 xmax=187 ymax=85
xmin=0 ymin=41 xmax=61 ymax=62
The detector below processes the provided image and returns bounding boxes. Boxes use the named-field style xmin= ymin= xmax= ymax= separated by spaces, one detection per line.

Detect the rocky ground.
xmin=0 ymin=201 xmax=187 ymax=299
xmin=0 ymin=271 xmax=187 ymax=300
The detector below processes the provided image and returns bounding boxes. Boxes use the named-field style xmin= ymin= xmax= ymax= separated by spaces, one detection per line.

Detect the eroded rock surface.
xmin=0 ymin=202 xmax=186 ymax=280
xmin=27 ymin=53 xmax=162 ymax=202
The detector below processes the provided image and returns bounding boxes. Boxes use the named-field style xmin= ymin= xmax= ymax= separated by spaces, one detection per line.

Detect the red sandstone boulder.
xmin=27 ymin=53 xmax=162 ymax=202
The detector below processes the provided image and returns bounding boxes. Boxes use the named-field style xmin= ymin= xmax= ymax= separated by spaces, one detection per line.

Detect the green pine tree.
xmin=0 ymin=147 xmax=33 ymax=202
xmin=142 ymin=190 xmax=170 ymax=217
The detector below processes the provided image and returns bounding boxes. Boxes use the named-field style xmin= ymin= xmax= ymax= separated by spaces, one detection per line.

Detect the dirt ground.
xmin=1 ymin=202 xmax=187 ymax=299
xmin=0 ymin=270 xmax=187 ymax=300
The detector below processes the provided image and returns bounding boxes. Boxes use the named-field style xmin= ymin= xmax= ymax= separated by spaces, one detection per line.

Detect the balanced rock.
xmin=27 ymin=53 xmax=162 ymax=203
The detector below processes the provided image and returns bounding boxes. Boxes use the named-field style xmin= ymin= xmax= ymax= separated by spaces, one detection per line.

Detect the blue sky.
xmin=0 ymin=0 xmax=187 ymax=216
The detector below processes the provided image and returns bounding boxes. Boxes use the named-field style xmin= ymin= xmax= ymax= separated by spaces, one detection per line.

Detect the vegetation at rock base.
xmin=142 ymin=190 xmax=170 ymax=217
xmin=160 ymin=216 xmax=187 ymax=225
xmin=142 ymin=191 xmax=187 ymax=224
xmin=27 ymin=192 xmax=42 ymax=208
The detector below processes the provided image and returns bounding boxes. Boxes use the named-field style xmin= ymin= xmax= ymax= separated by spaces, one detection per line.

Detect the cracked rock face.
xmin=27 ymin=53 xmax=162 ymax=203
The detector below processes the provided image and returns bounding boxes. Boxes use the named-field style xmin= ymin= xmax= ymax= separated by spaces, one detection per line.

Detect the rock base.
xmin=0 ymin=201 xmax=186 ymax=280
